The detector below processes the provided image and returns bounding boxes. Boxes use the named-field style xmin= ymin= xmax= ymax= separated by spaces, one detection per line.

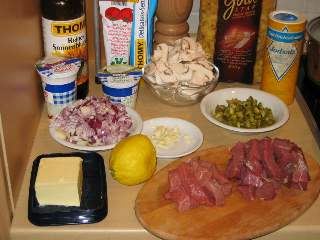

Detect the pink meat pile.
xmin=226 ymin=138 xmax=310 ymax=201
xmin=164 ymin=138 xmax=311 ymax=212
xmin=164 ymin=158 xmax=232 ymax=212
xmin=51 ymin=96 xmax=132 ymax=146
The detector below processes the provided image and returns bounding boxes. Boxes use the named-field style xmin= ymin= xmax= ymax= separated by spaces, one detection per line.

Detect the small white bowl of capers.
xmin=200 ymin=87 xmax=289 ymax=133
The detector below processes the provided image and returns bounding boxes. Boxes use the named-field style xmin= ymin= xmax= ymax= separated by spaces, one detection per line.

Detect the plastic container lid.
xmin=35 ymin=57 xmax=82 ymax=80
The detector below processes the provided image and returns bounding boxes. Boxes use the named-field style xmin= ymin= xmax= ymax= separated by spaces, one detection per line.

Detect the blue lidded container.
xmin=96 ymin=65 xmax=142 ymax=108
xmin=35 ymin=57 xmax=81 ymax=117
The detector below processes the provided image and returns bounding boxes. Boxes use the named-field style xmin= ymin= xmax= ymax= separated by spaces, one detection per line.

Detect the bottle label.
xmin=99 ymin=1 xmax=134 ymax=66
xmin=42 ymin=15 xmax=88 ymax=85
xmin=213 ymin=0 xmax=262 ymax=83
xmin=98 ymin=0 xmax=157 ymax=69
xmin=267 ymin=27 xmax=303 ymax=81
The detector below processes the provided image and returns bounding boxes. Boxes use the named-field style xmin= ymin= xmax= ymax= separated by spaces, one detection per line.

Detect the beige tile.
xmin=305 ymin=12 xmax=320 ymax=21
xmin=277 ymin=0 xmax=306 ymax=11
xmin=191 ymin=0 xmax=200 ymax=13
xmin=305 ymin=0 xmax=320 ymax=13
xmin=188 ymin=0 xmax=200 ymax=34
xmin=188 ymin=12 xmax=199 ymax=34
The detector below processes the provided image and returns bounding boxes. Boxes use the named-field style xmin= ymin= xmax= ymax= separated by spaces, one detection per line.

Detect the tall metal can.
xmin=261 ymin=11 xmax=306 ymax=105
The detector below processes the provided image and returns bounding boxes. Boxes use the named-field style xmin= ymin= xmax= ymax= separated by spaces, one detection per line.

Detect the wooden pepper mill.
xmin=154 ymin=0 xmax=193 ymax=44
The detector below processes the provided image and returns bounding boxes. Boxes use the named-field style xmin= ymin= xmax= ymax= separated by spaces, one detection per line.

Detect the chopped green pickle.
xmin=212 ymin=96 xmax=275 ymax=129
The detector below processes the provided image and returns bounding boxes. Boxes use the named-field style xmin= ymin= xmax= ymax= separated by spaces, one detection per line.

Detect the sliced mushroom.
xmin=145 ymin=37 xmax=215 ymax=86
xmin=180 ymin=38 xmax=190 ymax=51
xmin=190 ymin=70 xmax=208 ymax=86
xmin=188 ymin=63 xmax=214 ymax=85
xmin=152 ymin=43 xmax=169 ymax=62
xmin=196 ymin=59 xmax=214 ymax=71
xmin=154 ymin=73 xmax=164 ymax=84
xmin=174 ymin=66 xmax=193 ymax=82
xmin=180 ymin=37 xmax=199 ymax=51
xmin=180 ymin=51 xmax=203 ymax=62
xmin=154 ymin=61 xmax=169 ymax=73
xmin=170 ymin=63 xmax=188 ymax=74
xmin=158 ymin=71 xmax=176 ymax=84
xmin=164 ymin=67 xmax=174 ymax=76
xmin=168 ymin=51 xmax=180 ymax=64
xmin=144 ymin=62 xmax=157 ymax=76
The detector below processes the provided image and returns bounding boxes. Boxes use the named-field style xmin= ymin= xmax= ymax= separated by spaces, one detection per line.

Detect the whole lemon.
xmin=109 ymin=134 xmax=157 ymax=186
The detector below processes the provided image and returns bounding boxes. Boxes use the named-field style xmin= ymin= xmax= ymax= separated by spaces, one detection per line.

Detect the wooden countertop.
xmin=10 ymin=80 xmax=320 ymax=240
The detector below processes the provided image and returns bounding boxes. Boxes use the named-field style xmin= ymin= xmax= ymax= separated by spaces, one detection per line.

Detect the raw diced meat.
xmin=272 ymin=138 xmax=310 ymax=190
xmin=189 ymin=184 xmax=212 ymax=206
xmin=166 ymin=168 xmax=183 ymax=192
xmin=238 ymin=185 xmax=256 ymax=201
xmin=165 ymin=166 xmax=199 ymax=212
xmin=226 ymin=137 xmax=310 ymax=201
xmin=191 ymin=157 xmax=213 ymax=185
xmin=225 ymin=142 xmax=246 ymax=179
xmin=165 ymin=188 xmax=194 ymax=212
xmin=212 ymin=164 xmax=230 ymax=185
xmin=290 ymin=147 xmax=310 ymax=190
xmin=165 ymin=158 xmax=232 ymax=212
xmin=255 ymin=182 xmax=277 ymax=200
xmin=212 ymin=165 xmax=232 ymax=196
xmin=260 ymin=138 xmax=284 ymax=181
xmin=245 ymin=139 xmax=263 ymax=176
xmin=273 ymin=138 xmax=296 ymax=152
xmin=240 ymin=167 xmax=264 ymax=188
xmin=202 ymin=180 xmax=226 ymax=206
xmin=273 ymin=138 xmax=295 ymax=170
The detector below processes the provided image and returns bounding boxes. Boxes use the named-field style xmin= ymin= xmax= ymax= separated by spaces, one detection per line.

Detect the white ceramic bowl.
xmin=200 ymin=88 xmax=289 ymax=133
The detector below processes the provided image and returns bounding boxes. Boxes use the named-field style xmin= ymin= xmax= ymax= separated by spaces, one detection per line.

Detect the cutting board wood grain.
xmin=135 ymin=146 xmax=320 ymax=240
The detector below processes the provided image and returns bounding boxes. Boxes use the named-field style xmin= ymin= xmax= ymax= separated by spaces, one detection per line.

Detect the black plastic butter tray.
xmin=28 ymin=152 xmax=108 ymax=226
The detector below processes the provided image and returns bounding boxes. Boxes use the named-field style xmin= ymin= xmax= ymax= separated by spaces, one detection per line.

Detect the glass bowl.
xmin=143 ymin=65 xmax=219 ymax=106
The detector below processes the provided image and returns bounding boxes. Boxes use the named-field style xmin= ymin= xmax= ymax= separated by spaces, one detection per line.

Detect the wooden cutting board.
xmin=135 ymin=146 xmax=320 ymax=240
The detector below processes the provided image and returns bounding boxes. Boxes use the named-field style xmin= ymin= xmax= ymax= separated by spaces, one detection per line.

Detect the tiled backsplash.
xmin=188 ymin=0 xmax=320 ymax=34
xmin=277 ymin=0 xmax=320 ymax=20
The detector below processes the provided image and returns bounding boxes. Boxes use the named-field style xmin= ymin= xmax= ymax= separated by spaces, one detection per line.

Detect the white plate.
xmin=49 ymin=107 xmax=143 ymax=151
xmin=200 ymin=88 xmax=289 ymax=133
xmin=141 ymin=117 xmax=203 ymax=159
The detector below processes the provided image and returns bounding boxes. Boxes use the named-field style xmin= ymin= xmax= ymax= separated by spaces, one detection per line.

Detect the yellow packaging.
xmin=261 ymin=11 xmax=306 ymax=105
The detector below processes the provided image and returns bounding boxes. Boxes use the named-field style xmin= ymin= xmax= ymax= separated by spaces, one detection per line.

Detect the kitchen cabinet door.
xmin=0 ymin=0 xmax=43 ymax=204
xmin=0 ymin=142 xmax=12 ymax=240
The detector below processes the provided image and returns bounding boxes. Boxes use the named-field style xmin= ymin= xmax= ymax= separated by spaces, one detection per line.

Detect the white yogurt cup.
xmin=35 ymin=57 xmax=81 ymax=118
xmin=97 ymin=65 xmax=142 ymax=108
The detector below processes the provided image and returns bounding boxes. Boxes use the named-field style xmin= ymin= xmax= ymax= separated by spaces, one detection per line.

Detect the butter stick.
xmin=35 ymin=157 xmax=83 ymax=207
